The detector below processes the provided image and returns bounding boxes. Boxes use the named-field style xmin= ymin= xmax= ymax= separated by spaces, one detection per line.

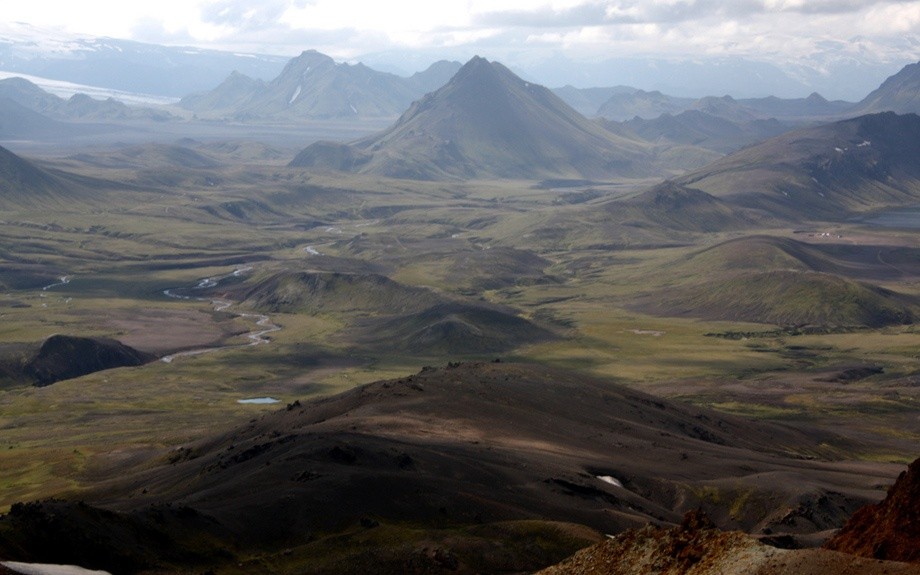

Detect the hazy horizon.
xmin=3 ymin=1 xmax=920 ymax=100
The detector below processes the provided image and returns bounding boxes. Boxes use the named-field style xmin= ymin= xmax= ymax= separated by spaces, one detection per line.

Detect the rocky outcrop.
xmin=539 ymin=510 xmax=920 ymax=575
xmin=824 ymin=457 xmax=920 ymax=562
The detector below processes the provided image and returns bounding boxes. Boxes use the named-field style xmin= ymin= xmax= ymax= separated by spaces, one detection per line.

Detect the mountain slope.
xmin=672 ymin=112 xmax=920 ymax=220
xmin=0 ymin=143 xmax=71 ymax=206
xmin=853 ymin=61 xmax=920 ymax=115
xmin=0 ymin=97 xmax=69 ymax=140
xmin=291 ymin=56 xmax=652 ymax=180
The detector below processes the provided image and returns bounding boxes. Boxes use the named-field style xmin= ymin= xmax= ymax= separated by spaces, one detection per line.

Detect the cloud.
xmin=471 ymin=0 xmax=918 ymax=27
xmin=199 ymin=0 xmax=299 ymax=30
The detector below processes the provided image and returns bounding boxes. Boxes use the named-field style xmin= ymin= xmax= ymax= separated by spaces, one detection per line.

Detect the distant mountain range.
xmin=179 ymin=50 xmax=461 ymax=120
xmin=0 ymin=22 xmax=289 ymax=98
xmin=558 ymin=87 xmax=854 ymax=122
xmin=0 ymin=77 xmax=173 ymax=122
xmin=290 ymin=57 xmax=652 ymax=180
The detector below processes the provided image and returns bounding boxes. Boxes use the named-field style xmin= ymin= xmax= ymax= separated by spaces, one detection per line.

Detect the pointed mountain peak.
xmin=441 ymin=55 xmax=525 ymax=98
xmin=806 ymin=91 xmax=828 ymax=103
xmin=292 ymin=56 xmax=651 ymax=180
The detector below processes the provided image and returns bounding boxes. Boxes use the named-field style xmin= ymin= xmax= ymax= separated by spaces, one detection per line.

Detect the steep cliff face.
xmin=824 ymin=457 xmax=920 ymax=562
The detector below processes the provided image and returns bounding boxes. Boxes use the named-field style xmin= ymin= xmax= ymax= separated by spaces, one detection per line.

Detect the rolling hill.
xmin=220 ymin=269 xmax=556 ymax=356
xmin=290 ymin=56 xmax=653 ymax=180
xmin=634 ymin=235 xmax=919 ymax=327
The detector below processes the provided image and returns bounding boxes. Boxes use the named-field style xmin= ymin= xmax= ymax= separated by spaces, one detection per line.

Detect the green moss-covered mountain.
xmin=290 ymin=56 xmax=653 ymax=180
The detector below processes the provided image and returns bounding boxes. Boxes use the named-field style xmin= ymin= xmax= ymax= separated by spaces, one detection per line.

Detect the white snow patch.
xmin=350 ymin=103 xmax=358 ymax=114
xmin=289 ymin=85 xmax=302 ymax=104
xmin=2 ymin=562 xmax=112 ymax=575
xmin=858 ymin=140 xmax=871 ymax=147
xmin=597 ymin=475 xmax=623 ymax=488
xmin=0 ymin=70 xmax=177 ymax=105
xmin=835 ymin=147 xmax=844 ymax=153
xmin=237 ymin=397 xmax=280 ymax=404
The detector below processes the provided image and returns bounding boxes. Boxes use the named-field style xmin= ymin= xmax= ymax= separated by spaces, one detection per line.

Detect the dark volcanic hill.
xmin=23 ymin=335 xmax=154 ymax=386
xmin=0 ymin=334 xmax=155 ymax=387
xmin=853 ymin=61 xmax=920 ymax=115
xmin=670 ymin=112 xmax=920 ymax=220
xmin=290 ymin=56 xmax=651 ymax=180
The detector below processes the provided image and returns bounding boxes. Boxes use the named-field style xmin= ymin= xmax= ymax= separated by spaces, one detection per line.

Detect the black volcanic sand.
xmin=0 ymin=362 xmax=903 ymax=573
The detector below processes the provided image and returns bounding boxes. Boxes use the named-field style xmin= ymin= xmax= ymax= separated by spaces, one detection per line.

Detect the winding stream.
xmin=161 ymin=267 xmax=280 ymax=363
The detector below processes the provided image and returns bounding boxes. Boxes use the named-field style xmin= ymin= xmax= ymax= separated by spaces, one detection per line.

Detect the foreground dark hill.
xmin=0 ymin=363 xmax=891 ymax=572
xmin=291 ymin=56 xmax=651 ymax=180
xmin=671 ymin=112 xmax=920 ymax=220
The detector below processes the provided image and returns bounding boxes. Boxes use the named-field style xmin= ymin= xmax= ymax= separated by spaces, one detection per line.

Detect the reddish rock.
xmin=825 ymin=457 xmax=920 ymax=562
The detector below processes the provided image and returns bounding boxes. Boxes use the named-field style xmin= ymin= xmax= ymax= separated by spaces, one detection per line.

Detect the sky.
xmin=4 ymin=0 xmax=920 ymax=97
